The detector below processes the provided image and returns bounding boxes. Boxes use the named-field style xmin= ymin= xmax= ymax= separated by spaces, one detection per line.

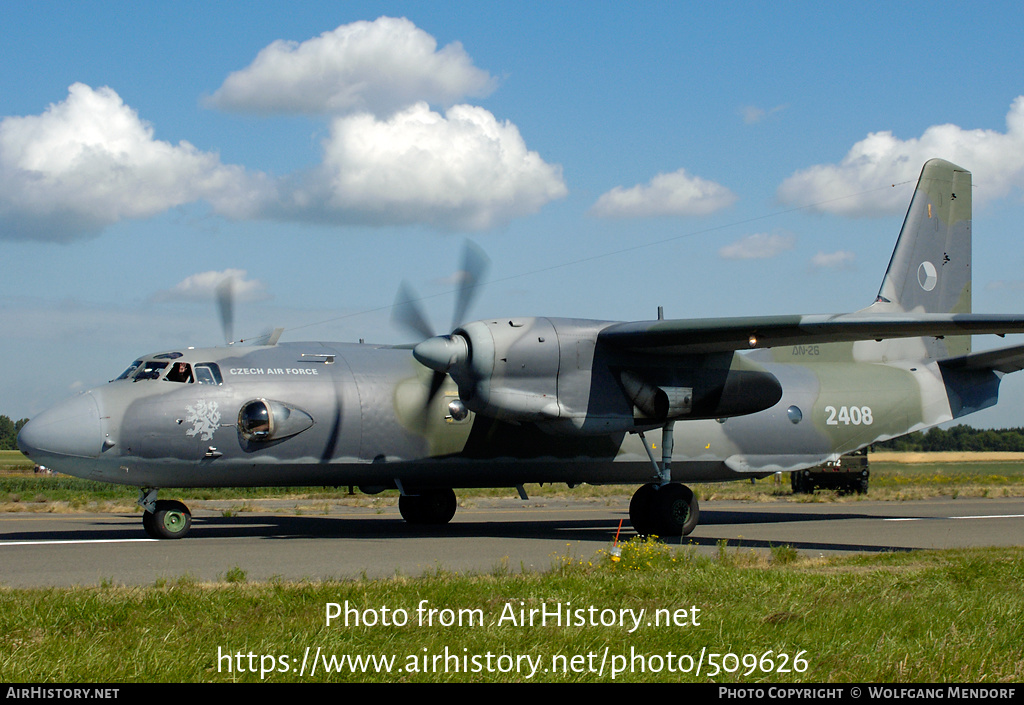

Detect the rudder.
xmin=869 ymin=158 xmax=972 ymax=358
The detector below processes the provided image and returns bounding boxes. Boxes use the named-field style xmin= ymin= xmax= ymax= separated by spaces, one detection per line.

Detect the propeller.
xmin=216 ymin=276 xmax=235 ymax=345
xmin=391 ymin=240 xmax=490 ymax=408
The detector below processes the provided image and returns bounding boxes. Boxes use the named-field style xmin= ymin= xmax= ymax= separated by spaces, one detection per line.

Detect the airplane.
xmin=17 ymin=158 xmax=1024 ymax=540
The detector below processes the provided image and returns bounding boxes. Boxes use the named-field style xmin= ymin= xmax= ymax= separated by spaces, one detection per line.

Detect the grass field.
xmin=4 ymin=450 xmax=1024 ymax=514
xmin=1 ymin=541 xmax=1021 ymax=683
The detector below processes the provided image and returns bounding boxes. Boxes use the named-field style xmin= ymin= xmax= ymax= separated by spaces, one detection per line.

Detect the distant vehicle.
xmin=790 ymin=449 xmax=869 ymax=494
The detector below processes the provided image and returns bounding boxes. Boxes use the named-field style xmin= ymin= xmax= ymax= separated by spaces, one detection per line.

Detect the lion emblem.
xmin=185 ymin=399 xmax=221 ymax=441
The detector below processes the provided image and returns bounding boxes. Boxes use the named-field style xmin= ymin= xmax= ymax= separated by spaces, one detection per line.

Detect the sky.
xmin=4 ymin=1 xmax=1024 ymax=427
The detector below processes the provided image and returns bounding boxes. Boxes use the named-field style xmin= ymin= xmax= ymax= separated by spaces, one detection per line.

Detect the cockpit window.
xmin=194 ymin=363 xmax=223 ymax=385
xmin=116 ymin=360 xmax=143 ymax=380
xmin=133 ymin=361 xmax=168 ymax=381
xmin=117 ymin=357 xmax=221 ymax=384
xmin=165 ymin=362 xmax=193 ymax=383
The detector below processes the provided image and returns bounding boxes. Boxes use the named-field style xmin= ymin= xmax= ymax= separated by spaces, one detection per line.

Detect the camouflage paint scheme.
xmin=18 ymin=159 xmax=1024 ymax=537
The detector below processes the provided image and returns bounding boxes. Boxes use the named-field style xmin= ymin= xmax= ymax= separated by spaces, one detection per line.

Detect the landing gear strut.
xmin=629 ymin=482 xmax=700 ymax=537
xmin=629 ymin=422 xmax=700 ymax=537
xmin=139 ymin=489 xmax=192 ymax=539
xmin=398 ymin=488 xmax=458 ymax=525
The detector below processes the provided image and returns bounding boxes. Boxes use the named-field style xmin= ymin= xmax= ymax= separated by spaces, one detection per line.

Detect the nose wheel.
xmin=139 ymin=489 xmax=192 ymax=539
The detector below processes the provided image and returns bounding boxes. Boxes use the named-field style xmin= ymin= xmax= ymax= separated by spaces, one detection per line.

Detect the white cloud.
xmin=986 ymin=280 xmax=1024 ymax=291
xmin=778 ymin=96 xmax=1024 ymax=216
xmin=207 ymin=16 xmax=496 ymax=117
xmin=719 ymin=231 xmax=795 ymax=260
xmin=590 ymin=168 xmax=737 ymax=218
xmin=0 ymin=17 xmax=564 ymax=241
xmin=264 ymin=102 xmax=567 ymax=230
xmin=0 ymin=85 xmax=563 ymax=238
xmin=0 ymin=83 xmax=258 ymax=242
xmin=740 ymin=104 xmax=786 ymax=125
xmin=810 ymin=250 xmax=855 ymax=270
xmin=152 ymin=269 xmax=269 ymax=303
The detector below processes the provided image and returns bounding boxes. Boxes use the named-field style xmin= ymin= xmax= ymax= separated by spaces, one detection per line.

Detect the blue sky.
xmin=4 ymin=1 xmax=1024 ymax=427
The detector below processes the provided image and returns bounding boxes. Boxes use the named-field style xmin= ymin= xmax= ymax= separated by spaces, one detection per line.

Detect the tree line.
xmin=0 ymin=416 xmax=30 ymax=451
xmin=872 ymin=425 xmax=1024 ymax=452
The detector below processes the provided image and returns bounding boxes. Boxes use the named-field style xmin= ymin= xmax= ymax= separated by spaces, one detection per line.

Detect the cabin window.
xmin=787 ymin=405 xmax=803 ymax=424
xmin=194 ymin=363 xmax=223 ymax=385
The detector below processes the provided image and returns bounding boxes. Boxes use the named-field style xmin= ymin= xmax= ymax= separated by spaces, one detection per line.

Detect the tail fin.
xmin=866 ymin=158 xmax=973 ymax=359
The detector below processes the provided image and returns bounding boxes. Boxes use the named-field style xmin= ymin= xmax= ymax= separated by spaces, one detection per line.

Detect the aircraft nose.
xmin=18 ymin=392 xmax=103 ymax=461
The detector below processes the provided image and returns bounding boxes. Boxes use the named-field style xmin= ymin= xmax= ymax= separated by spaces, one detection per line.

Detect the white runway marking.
xmin=883 ymin=514 xmax=1024 ymax=522
xmin=0 ymin=538 xmax=157 ymax=546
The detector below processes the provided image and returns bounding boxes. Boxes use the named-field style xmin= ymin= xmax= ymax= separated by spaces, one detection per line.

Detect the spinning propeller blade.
xmin=391 ymin=240 xmax=489 ymax=412
xmin=216 ymin=277 xmax=235 ymax=345
xmin=451 ymin=240 xmax=490 ymax=332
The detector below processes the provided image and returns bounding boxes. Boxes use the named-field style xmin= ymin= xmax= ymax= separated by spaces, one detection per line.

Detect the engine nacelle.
xmin=452 ymin=317 xmax=561 ymax=422
xmin=414 ymin=317 xmax=783 ymax=435
xmin=619 ymin=370 xmax=693 ymax=419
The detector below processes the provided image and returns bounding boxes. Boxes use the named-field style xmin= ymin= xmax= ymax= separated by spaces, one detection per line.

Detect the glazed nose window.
xmin=237 ymin=399 xmax=315 ymax=441
xmin=238 ymin=400 xmax=271 ymax=440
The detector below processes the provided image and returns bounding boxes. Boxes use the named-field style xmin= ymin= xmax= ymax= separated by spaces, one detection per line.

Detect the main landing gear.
xmin=398 ymin=487 xmax=458 ymax=525
xmin=139 ymin=489 xmax=192 ymax=540
xmin=629 ymin=482 xmax=700 ymax=537
xmin=629 ymin=421 xmax=700 ymax=537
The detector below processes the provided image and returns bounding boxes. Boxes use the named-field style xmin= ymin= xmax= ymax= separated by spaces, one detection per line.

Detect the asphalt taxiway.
xmin=1 ymin=495 xmax=1022 ymax=587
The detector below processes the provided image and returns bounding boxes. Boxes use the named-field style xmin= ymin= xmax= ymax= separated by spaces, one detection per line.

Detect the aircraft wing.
xmin=598 ymin=313 xmax=1024 ymax=355
xmin=938 ymin=343 xmax=1024 ymax=374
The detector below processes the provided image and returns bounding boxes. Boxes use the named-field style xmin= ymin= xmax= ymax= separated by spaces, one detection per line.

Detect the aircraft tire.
xmin=629 ymin=483 xmax=660 ymax=536
xmin=143 ymin=500 xmax=192 ymax=540
xmin=399 ymin=488 xmax=458 ymax=525
xmin=652 ymin=483 xmax=700 ymax=537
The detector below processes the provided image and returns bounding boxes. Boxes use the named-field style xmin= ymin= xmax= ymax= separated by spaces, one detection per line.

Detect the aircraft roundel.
xmin=917 ymin=261 xmax=938 ymax=291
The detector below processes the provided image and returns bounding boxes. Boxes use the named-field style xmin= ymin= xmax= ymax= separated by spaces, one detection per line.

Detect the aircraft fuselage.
xmin=18 ymin=330 xmax=959 ymax=493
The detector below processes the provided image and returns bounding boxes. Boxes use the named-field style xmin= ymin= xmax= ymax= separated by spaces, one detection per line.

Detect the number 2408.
xmin=825 ymin=405 xmax=873 ymax=425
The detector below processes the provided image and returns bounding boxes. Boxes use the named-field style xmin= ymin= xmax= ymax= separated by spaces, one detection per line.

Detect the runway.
xmin=1 ymin=495 xmax=1022 ymax=587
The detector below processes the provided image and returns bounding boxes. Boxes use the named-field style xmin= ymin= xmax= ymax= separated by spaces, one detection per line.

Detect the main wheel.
xmin=143 ymin=500 xmax=192 ymax=539
xmin=652 ymin=483 xmax=700 ymax=537
xmin=399 ymin=488 xmax=458 ymax=525
xmin=630 ymin=483 xmax=700 ymax=537
xmin=629 ymin=483 xmax=660 ymax=536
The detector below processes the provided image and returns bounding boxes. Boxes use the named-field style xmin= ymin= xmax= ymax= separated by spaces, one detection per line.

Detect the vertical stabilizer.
xmin=870 ymin=158 xmax=972 ymax=358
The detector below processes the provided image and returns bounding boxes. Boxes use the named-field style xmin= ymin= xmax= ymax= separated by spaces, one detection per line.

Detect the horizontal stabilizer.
xmin=939 ymin=343 xmax=1024 ymax=375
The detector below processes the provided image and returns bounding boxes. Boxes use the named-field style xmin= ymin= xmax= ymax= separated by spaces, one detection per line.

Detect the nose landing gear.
xmin=139 ymin=489 xmax=192 ymax=539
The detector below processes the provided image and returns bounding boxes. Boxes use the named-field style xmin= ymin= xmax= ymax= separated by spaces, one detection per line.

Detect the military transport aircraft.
xmin=17 ymin=159 xmax=1024 ymax=539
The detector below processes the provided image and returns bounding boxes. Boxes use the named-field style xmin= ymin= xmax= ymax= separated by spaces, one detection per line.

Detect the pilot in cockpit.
xmin=166 ymin=362 xmax=193 ymax=383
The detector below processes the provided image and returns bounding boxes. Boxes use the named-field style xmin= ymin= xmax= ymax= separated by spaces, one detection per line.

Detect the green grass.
xmin=1 ymin=542 xmax=1021 ymax=683
xmin=0 ymin=450 xmax=33 ymax=471
xmin=4 ymin=458 xmax=1024 ymax=513
xmin=870 ymin=460 xmax=1024 ymax=488
xmin=3 ymin=444 xmax=1024 ymax=510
